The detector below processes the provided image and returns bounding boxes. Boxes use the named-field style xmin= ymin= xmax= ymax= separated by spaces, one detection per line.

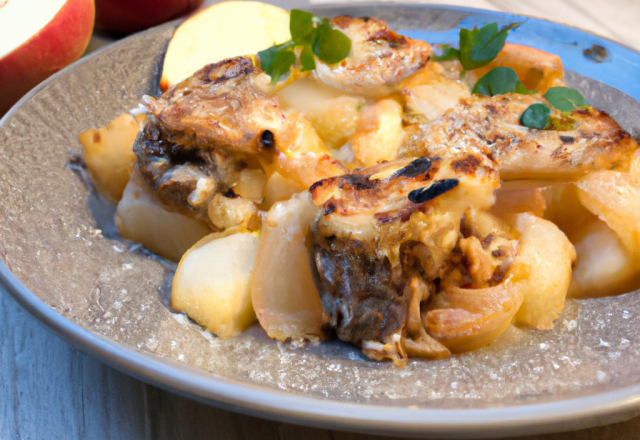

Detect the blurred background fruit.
xmin=95 ymin=0 xmax=204 ymax=33
xmin=0 ymin=0 xmax=94 ymax=116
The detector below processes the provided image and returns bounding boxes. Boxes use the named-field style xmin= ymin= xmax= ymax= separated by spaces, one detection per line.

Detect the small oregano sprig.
xmin=258 ymin=9 xmax=351 ymax=85
xmin=432 ymin=22 xmax=520 ymax=71
xmin=520 ymin=87 xmax=590 ymax=129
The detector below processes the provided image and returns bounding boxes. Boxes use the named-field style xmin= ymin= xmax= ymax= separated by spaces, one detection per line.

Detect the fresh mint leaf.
xmin=520 ymin=103 xmax=551 ymax=129
xmin=460 ymin=22 xmax=519 ymax=70
xmin=472 ymin=66 xmax=530 ymax=96
xmin=259 ymin=10 xmax=351 ymax=83
xmin=544 ymin=87 xmax=589 ymax=112
xmin=300 ymin=45 xmax=316 ymax=71
xmin=269 ymin=47 xmax=296 ymax=85
xmin=313 ymin=22 xmax=351 ymax=64
xmin=258 ymin=44 xmax=283 ymax=76
xmin=290 ymin=9 xmax=317 ymax=46
xmin=432 ymin=44 xmax=460 ymax=61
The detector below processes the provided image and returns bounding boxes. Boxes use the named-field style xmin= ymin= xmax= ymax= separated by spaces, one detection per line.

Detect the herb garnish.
xmin=432 ymin=44 xmax=460 ymax=62
xmin=520 ymin=102 xmax=551 ymax=129
xmin=520 ymin=87 xmax=589 ymax=129
xmin=544 ymin=87 xmax=590 ymax=112
xmin=258 ymin=9 xmax=351 ymax=85
xmin=459 ymin=23 xmax=519 ymax=71
xmin=472 ymin=66 xmax=532 ymax=96
xmin=432 ymin=22 xmax=520 ymax=71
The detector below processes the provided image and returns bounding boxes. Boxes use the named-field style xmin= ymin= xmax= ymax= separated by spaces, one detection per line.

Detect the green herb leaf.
xmin=432 ymin=44 xmax=460 ymax=61
xmin=520 ymin=103 xmax=551 ymax=129
xmin=300 ymin=45 xmax=316 ymax=71
xmin=472 ymin=66 xmax=530 ymax=96
xmin=259 ymin=10 xmax=352 ymax=83
xmin=544 ymin=87 xmax=589 ymax=112
xmin=269 ymin=47 xmax=296 ymax=85
xmin=313 ymin=22 xmax=351 ymax=64
xmin=290 ymin=9 xmax=317 ymax=46
xmin=459 ymin=22 xmax=519 ymax=71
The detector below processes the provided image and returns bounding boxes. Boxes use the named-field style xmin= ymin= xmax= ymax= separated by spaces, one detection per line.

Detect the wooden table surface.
xmin=3 ymin=1 xmax=640 ymax=439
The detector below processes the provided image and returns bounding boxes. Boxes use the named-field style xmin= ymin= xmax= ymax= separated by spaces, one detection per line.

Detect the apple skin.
xmin=0 ymin=0 xmax=95 ymax=116
xmin=95 ymin=0 xmax=205 ymax=34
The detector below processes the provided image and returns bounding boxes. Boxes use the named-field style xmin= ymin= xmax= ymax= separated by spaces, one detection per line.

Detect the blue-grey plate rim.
xmin=2 ymin=3 xmax=640 ymax=438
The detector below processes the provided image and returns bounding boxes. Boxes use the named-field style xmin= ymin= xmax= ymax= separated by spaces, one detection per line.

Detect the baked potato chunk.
xmin=78 ymin=113 xmax=145 ymax=203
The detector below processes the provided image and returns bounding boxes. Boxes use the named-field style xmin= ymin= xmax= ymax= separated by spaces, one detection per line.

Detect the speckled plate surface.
xmin=2 ymin=5 xmax=640 ymax=438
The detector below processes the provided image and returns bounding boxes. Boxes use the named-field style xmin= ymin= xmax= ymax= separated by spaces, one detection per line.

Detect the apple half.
xmin=160 ymin=1 xmax=290 ymax=91
xmin=0 ymin=0 xmax=94 ymax=115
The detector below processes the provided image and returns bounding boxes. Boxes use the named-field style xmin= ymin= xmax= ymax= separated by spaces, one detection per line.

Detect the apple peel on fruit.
xmin=0 ymin=0 xmax=94 ymax=115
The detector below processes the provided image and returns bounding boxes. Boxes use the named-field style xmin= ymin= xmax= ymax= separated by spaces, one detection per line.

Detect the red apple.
xmin=95 ymin=0 xmax=204 ymax=34
xmin=0 ymin=0 xmax=94 ymax=116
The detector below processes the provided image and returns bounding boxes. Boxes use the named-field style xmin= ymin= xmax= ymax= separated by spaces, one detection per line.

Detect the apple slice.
xmin=251 ymin=192 xmax=328 ymax=341
xmin=160 ymin=1 xmax=290 ymax=91
xmin=115 ymin=170 xmax=211 ymax=262
xmin=0 ymin=0 xmax=94 ymax=115
xmin=172 ymin=229 xmax=260 ymax=339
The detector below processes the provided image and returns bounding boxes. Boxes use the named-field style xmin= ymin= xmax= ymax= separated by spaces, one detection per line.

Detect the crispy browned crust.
xmin=400 ymin=93 xmax=639 ymax=181
xmin=313 ymin=16 xmax=432 ymax=96
xmin=143 ymin=57 xmax=285 ymax=154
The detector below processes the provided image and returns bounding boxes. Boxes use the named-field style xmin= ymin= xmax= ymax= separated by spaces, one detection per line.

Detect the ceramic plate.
xmin=2 ymin=5 xmax=640 ymax=438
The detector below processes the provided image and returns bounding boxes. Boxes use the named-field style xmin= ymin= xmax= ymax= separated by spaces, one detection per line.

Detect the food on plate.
xmin=350 ymin=98 xmax=404 ymax=167
xmin=251 ymin=192 xmax=328 ymax=341
xmin=0 ymin=0 xmax=94 ymax=115
xmin=115 ymin=170 xmax=211 ymax=262
xmin=78 ymin=113 xmax=146 ymax=204
xmin=312 ymin=16 xmax=432 ymax=98
xmin=80 ymin=3 xmax=640 ymax=361
xmin=172 ymin=228 xmax=260 ymax=338
xmin=95 ymin=0 xmax=204 ymax=34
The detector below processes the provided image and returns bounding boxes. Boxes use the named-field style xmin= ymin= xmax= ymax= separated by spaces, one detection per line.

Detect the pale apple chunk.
xmin=398 ymin=63 xmax=470 ymax=122
xmin=351 ymin=99 xmax=404 ymax=167
xmin=160 ymin=1 xmax=290 ymax=91
xmin=172 ymin=229 xmax=260 ymax=339
xmin=115 ymin=170 xmax=211 ymax=262
xmin=576 ymin=170 xmax=640 ymax=261
xmin=78 ymin=113 xmax=146 ymax=204
xmin=258 ymin=172 xmax=304 ymax=211
xmin=569 ymin=218 xmax=640 ymax=298
xmin=511 ymin=213 xmax=575 ymax=330
xmin=542 ymin=183 xmax=596 ymax=241
xmin=491 ymin=188 xmax=546 ymax=218
xmin=251 ymin=192 xmax=328 ymax=341
xmin=277 ymin=77 xmax=364 ymax=149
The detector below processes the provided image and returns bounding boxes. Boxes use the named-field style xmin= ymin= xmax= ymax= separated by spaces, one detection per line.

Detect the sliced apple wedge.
xmin=172 ymin=229 xmax=260 ymax=339
xmin=251 ymin=192 xmax=328 ymax=341
xmin=511 ymin=213 xmax=575 ymax=330
xmin=115 ymin=170 xmax=211 ymax=262
xmin=160 ymin=1 xmax=290 ymax=91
